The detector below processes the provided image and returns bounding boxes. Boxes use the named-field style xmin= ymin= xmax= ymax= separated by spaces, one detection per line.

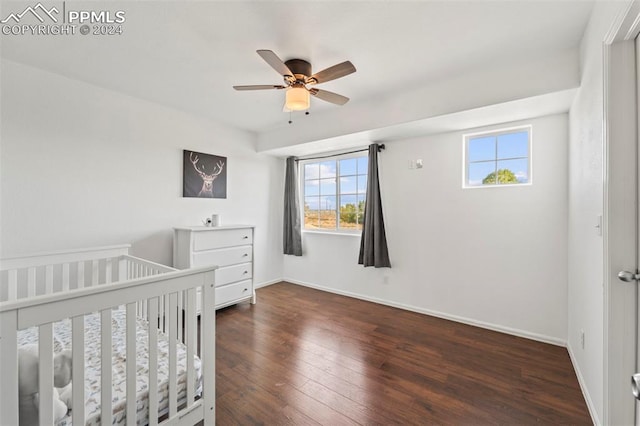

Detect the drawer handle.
xmin=242 ymin=253 xmax=249 ymax=257
xmin=243 ymin=236 xmax=249 ymax=239
xmin=243 ymin=288 xmax=248 ymax=292
xmin=243 ymin=271 xmax=249 ymax=274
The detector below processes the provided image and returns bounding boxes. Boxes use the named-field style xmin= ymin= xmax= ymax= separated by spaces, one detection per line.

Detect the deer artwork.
xmin=189 ymin=152 xmax=225 ymax=198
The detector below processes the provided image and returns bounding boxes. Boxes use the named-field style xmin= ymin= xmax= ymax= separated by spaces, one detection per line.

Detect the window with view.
xmin=464 ymin=126 xmax=531 ymax=187
xmin=302 ymin=155 xmax=368 ymax=231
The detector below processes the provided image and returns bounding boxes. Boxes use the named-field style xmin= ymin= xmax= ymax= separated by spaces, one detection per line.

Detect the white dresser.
xmin=173 ymin=225 xmax=255 ymax=310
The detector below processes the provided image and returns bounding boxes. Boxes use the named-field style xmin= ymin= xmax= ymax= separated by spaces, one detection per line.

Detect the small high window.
xmin=301 ymin=154 xmax=368 ymax=231
xmin=464 ymin=126 xmax=531 ymax=187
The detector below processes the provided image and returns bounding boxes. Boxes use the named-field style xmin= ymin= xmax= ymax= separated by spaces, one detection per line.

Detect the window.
xmin=464 ymin=126 xmax=531 ymax=187
xmin=302 ymin=154 xmax=368 ymax=231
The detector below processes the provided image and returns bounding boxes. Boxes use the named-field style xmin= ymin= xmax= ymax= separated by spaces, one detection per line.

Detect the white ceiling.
xmin=1 ymin=1 xmax=594 ymax=135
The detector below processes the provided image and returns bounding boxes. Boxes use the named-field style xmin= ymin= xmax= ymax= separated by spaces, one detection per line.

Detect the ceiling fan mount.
xmin=283 ymin=58 xmax=312 ymax=83
xmin=233 ymin=50 xmax=356 ymax=111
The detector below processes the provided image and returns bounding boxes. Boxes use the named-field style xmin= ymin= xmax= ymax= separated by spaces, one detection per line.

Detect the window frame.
xmin=299 ymin=151 xmax=368 ymax=235
xmin=462 ymin=125 xmax=533 ymax=189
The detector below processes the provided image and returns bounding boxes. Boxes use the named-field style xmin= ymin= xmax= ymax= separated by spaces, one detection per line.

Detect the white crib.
xmin=0 ymin=245 xmax=215 ymax=426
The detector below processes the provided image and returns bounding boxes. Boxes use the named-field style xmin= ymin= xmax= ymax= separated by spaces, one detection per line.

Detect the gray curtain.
xmin=358 ymin=144 xmax=391 ymax=267
xmin=283 ymin=156 xmax=302 ymax=256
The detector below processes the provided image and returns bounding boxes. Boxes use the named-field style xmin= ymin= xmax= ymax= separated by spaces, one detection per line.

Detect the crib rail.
xmin=0 ymin=245 xmax=131 ymax=270
xmin=0 ymin=245 xmax=133 ymax=303
xmin=0 ymin=248 xmax=178 ymax=304
xmin=0 ymin=252 xmax=215 ymax=426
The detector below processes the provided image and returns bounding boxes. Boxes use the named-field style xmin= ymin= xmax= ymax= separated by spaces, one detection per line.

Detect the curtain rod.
xmin=295 ymin=144 xmax=385 ymax=162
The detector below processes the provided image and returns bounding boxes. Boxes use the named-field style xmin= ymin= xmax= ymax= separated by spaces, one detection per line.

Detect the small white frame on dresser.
xmin=173 ymin=225 xmax=255 ymax=310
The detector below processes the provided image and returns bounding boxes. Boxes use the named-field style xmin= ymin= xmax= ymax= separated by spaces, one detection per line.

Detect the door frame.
xmin=604 ymin=1 xmax=640 ymax=424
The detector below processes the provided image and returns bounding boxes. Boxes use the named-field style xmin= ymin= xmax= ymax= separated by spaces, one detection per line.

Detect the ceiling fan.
xmin=233 ymin=50 xmax=356 ymax=112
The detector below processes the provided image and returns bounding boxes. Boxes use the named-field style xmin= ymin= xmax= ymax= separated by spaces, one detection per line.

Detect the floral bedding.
xmin=18 ymin=307 xmax=202 ymax=425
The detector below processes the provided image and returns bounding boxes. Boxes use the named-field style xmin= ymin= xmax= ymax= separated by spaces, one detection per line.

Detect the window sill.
xmin=303 ymin=230 xmax=362 ymax=237
xmin=463 ymin=182 xmax=532 ymax=189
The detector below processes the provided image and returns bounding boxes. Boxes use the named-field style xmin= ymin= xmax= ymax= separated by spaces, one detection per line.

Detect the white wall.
xmin=0 ymin=60 xmax=284 ymax=286
xmin=567 ymin=2 xmax=627 ymax=424
xmin=285 ymin=113 xmax=569 ymax=344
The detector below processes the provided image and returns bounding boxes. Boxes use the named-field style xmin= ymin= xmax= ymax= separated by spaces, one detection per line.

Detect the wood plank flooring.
xmin=215 ymin=282 xmax=591 ymax=425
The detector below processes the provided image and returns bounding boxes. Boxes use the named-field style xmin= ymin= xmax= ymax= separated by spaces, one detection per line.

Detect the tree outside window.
xmin=465 ymin=127 xmax=531 ymax=188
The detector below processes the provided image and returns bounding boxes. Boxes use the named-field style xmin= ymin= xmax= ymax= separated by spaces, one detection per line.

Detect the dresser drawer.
xmin=192 ymin=245 xmax=252 ymax=268
xmin=216 ymin=280 xmax=252 ymax=306
xmin=216 ymin=262 xmax=252 ymax=286
xmin=193 ymin=228 xmax=253 ymax=251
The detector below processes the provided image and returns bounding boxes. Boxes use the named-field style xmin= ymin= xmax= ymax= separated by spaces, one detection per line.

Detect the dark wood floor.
xmin=215 ymin=282 xmax=591 ymax=425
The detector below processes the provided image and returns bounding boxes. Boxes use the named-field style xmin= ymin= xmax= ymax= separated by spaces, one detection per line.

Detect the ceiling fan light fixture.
xmin=285 ymin=86 xmax=310 ymax=111
xmin=234 ymin=50 xmax=355 ymax=111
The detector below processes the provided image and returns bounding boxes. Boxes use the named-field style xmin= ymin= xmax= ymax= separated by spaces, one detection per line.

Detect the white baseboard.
xmin=283 ymin=277 xmax=566 ymax=347
xmin=254 ymin=278 xmax=282 ymax=289
xmin=567 ymin=343 xmax=599 ymax=425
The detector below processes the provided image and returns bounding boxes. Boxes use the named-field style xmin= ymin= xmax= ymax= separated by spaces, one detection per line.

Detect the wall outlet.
xmin=580 ymin=329 xmax=585 ymax=349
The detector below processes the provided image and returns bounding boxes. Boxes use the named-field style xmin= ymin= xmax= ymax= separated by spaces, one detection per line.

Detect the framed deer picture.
xmin=183 ymin=150 xmax=227 ymax=198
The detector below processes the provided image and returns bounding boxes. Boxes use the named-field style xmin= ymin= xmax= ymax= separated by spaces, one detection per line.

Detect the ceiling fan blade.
xmin=233 ymin=85 xmax=286 ymax=91
xmin=257 ymin=50 xmax=294 ymax=78
xmin=309 ymin=88 xmax=350 ymax=105
xmin=308 ymin=61 xmax=356 ymax=85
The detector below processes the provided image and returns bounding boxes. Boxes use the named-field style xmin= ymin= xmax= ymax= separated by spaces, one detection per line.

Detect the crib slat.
xmin=62 ymin=263 xmax=70 ymax=292
xmin=105 ymin=258 xmax=113 ymax=284
xmin=72 ymin=315 xmax=85 ymax=425
xmin=202 ymin=271 xmax=216 ymax=425
xmin=159 ymin=295 xmax=165 ymax=333
xmin=199 ymin=289 xmax=204 ymax=358
xmin=7 ymin=269 xmax=17 ymax=301
xmin=178 ymin=291 xmax=183 ymax=343
xmin=27 ymin=267 xmax=36 ymax=297
xmin=101 ymin=309 xmax=113 ymax=426
xmin=143 ymin=299 xmax=147 ymax=319
xmin=118 ymin=257 xmax=127 ymax=282
xmin=91 ymin=259 xmax=99 ymax=286
xmin=126 ymin=302 xmax=136 ymax=426
xmin=169 ymin=292 xmax=177 ymax=416
xmin=77 ymin=262 xmax=85 ymax=289
xmin=45 ymin=264 xmax=54 ymax=295
xmin=148 ymin=298 xmax=159 ymax=426
xmin=186 ymin=288 xmax=196 ymax=403
xmin=38 ymin=323 xmax=54 ymax=426
xmin=0 ymin=311 xmax=18 ymax=426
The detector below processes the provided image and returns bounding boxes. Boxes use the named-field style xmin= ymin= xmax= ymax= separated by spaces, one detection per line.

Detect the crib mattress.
xmin=18 ymin=308 xmax=202 ymax=426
